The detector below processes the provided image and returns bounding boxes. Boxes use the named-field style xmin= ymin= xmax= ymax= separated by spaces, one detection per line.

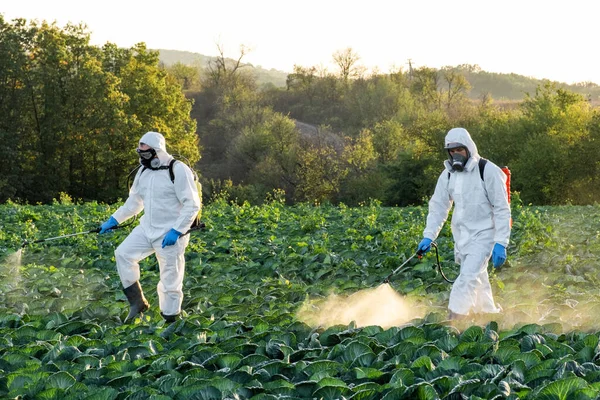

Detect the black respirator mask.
xmin=137 ymin=148 xmax=161 ymax=169
xmin=449 ymin=151 xmax=469 ymax=172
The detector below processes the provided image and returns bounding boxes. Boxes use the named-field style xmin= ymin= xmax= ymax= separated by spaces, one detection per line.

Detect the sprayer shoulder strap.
xmin=139 ymin=163 xmax=171 ymax=178
xmin=167 ymin=159 xmax=202 ymax=229
xmin=138 ymin=160 xmax=177 ymax=181
xmin=478 ymin=158 xmax=490 ymax=201
xmin=168 ymin=158 xmax=201 ymax=184
xmin=478 ymin=158 xmax=487 ymax=181
xmin=167 ymin=159 xmax=177 ymax=183
xmin=447 ymin=158 xmax=487 ymax=180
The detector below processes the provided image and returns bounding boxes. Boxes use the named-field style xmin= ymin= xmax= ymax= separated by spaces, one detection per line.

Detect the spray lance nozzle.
xmin=382 ymin=251 xmax=421 ymax=284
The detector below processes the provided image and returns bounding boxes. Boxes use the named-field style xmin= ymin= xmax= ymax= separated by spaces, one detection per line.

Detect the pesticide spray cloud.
xmin=0 ymin=246 xmax=112 ymax=317
xmin=295 ymin=269 xmax=600 ymax=333
xmin=0 ymin=248 xmax=25 ymax=314
xmin=492 ymin=272 xmax=600 ymax=333
xmin=0 ymin=248 xmax=23 ymax=288
xmin=3 ymin=248 xmax=23 ymax=268
xmin=296 ymin=284 xmax=426 ymax=329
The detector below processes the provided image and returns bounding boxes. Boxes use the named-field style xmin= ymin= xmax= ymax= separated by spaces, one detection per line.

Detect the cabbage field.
xmin=1 ymin=197 xmax=600 ymax=399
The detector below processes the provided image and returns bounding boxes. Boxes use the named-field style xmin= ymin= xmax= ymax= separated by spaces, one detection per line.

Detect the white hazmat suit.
xmin=423 ymin=128 xmax=511 ymax=316
xmin=111 ymin=131 xmax=201 ymax=319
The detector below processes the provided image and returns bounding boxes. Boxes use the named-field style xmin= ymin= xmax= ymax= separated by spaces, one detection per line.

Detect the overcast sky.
xmin=2 ymin=0 xmax=598 ymax=84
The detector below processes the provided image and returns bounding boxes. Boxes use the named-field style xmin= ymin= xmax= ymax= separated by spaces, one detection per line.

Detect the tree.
xmin=230 ymin=111 xmax=300 ymax=200
xmin=342 ymin=129 xmax=377 ymax=173
xmin=383 ymin=152 xmax=439 ymax=206
xmin=295 ymin=127 xmax=347 ymax=203
xmin=410 ymin=66 xmax=441 ymax=110
xmin=342 ymin=73 xmax=412 ymax=132
xmin=440 ymin=66 xmax=471 ymax=111
xmin=371 ymin=120 xmax=405 ymax=163
xmin=332 ymin=47 xmax=360 ymax=82
xmin=512 ymin=83 xmax=593 ymax=204
xmin=286 ymin=65 xmax=317 ymax=102
xmin=167 ymin=62 xmax=201 ymax=91
xmin=206 ymin=43 xmax=251 ymax=91
xmin=0 ymin=16 xmax=35 ymax=200
xmin=0 ymin=18 xmax=198 ymax=203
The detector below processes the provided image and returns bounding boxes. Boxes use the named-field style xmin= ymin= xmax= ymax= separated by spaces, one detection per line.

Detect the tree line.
xmin=0 ymin=17 xmax=198 ymax=204
xmin=2 ymin=18 xmax=600 ymax=206
xmin=185 ymin=47 xmax=600 ymax=206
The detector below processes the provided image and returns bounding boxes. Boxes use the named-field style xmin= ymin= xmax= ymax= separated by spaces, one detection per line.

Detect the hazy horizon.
xmin=2 ymin=0 xmax=599 ymax=85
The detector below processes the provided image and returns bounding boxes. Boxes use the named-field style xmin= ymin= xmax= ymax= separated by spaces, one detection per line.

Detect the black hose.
xmin=181 ymin=221 xmax=206 ymax=236
xmin=431 ymin=242 xmax=455 ymax=284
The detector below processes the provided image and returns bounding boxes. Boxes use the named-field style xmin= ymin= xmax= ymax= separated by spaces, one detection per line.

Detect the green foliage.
xmin=165 ymin=62 xmax=201 ymax=91
xmin=231 ymin=111 xmax=300 ymax=198
xmin=511 ymin=84 xmax=595 ymax=204
xmin=371 ymin=120 xmax=406 ymax=163
xmin=0 ymin=18 xmax=197 ymax=204
xmin=1 ymin=201 xmax=600 ymax=398
xmin=295 ymin=144 xmax=347 ymax=203
xmin=186 ymin=46 xmax=600 ymax=207
xmin=5 ymin=23 xmax=600 ymax=207
xmin=383 ymin=152 xmax=439 ymax=206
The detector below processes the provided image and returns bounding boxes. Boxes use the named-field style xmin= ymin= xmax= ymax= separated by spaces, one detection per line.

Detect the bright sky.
xmin=2 ymin=0 xmax=599 ymax=84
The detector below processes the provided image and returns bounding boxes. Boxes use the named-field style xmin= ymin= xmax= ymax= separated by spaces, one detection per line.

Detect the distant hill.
xmin=454 ymin=65 xmax=600 ymax=102
xmin=157 ymin=50 xmax=600 ymax=102
xmin=157 ymin=49 xmax=288 ymax=88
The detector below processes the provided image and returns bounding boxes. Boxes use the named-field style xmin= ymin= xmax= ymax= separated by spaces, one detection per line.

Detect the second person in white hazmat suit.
xmin=99 ymin=131 xmax=201 ymax=322
xmin=416 ymin=127 xmax=511 ymax=319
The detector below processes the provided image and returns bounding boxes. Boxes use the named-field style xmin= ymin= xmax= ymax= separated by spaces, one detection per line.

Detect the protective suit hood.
xmin=443 ymin=128 xmax=479 ymax=172
xmin=139 ymin=131 xmax=167 ymax=153
xmin=139 ymin=131 xmax=172 ymax=167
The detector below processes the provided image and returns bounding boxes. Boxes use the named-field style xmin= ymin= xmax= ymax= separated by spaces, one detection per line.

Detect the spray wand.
xmin=20 ymin=217 xmax=206 ymax=248
xmin=21 ymin=229 xmax=102 ymax=248
xmin=382 ymin=252 xmax=421 ymax=284
xmin=20 ymin=216 xmax=138 ymax=248
xmin=382 ymin=241 xmax=455 ymax=284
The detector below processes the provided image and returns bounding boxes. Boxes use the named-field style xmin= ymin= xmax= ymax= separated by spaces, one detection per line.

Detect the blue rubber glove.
xmin=417 ymin=238 xmax=433 ymax=255
xmin=99 ymin=216 xmax=118 ymax=234
xmin=162 ymin=228 xmax=182 ymax=248
xmin=492 ymin=243 xmax=507 ymax=268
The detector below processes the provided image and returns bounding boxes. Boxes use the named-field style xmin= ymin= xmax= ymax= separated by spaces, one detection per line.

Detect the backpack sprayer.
xmin=382 ymin=242 xmax=455 ymax=284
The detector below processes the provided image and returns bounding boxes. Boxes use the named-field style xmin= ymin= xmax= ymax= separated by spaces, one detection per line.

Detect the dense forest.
xmin=2 ymin=17 xmax=600 ymax=206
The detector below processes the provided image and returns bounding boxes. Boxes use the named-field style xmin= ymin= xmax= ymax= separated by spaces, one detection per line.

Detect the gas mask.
xmin=137 ymin=148 xmax=161 ymax=169
xmin=448 ymin=151 xmax=469 ymax=172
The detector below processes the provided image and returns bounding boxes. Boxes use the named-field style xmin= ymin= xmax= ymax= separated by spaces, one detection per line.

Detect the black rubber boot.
xmin=161 ymin=312 xmax=180 ymax=323
xmin=123 ymin=281 xmax=150 ymax=322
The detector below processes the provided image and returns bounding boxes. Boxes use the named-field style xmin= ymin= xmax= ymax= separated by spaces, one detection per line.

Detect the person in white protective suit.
xmin=416 ymin=127 xmax=511 ymax=320
xmin=98 ymin=131 xmax=201 ymax=323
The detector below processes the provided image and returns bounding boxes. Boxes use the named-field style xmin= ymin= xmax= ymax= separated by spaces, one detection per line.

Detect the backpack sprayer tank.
xmin=501 ymin=166 xmax=512 ymax=227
